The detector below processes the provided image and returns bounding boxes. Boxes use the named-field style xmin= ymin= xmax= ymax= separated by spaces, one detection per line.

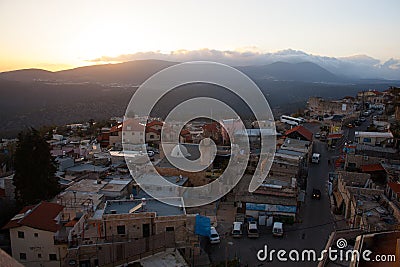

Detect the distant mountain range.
xmin=0 ymin=59 xmax=399 ymax=137
xmin=87 ymin=49 xmax=400 ymax=80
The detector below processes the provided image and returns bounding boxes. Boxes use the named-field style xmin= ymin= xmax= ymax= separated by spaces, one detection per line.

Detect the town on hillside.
xmin=1 ymin=87 xmax=400 ymax=266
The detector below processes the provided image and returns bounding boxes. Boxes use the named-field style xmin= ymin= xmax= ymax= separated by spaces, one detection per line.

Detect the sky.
xmin=1 ymin=0 xmax=399 ymax=72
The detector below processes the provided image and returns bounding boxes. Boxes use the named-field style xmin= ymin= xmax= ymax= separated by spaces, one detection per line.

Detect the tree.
xmin=13 ymin=128 xmax=59 ymax=206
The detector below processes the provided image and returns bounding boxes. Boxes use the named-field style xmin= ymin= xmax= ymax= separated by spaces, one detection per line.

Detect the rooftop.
xmin=355 ymin=131 xmax=393 ymax=138
xmin=2 ymin=202 xmax=64 ymax=232
xmin=361 ymin=163 xmax=385 ymax=172
xmin=100 ymin=179 xmax=131 ymax=192
xmin=284 ymin=125 xmax=313 ymax=141
xmin=103 ymin=198 xmax=185 ymax=216
xmin=66 ymin=179 xmax=106 ymax=193
xmin=65 ymin=164 xmax=109 ymax=173
xmin=55 ymin=191 xmax=104 ymax=209
xmin=280 ymin=138 xmax=310 ymax=154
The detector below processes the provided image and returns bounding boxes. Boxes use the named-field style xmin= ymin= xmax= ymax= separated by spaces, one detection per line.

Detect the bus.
xmin=280 ymin=115 xmax=303 ymax=126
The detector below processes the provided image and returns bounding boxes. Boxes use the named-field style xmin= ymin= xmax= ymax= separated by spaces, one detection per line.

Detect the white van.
xmin=209 ymin=227 xmax=220 ymax=244
xmin=231 ymin=222 xmax=243 ymax=238
xmin=311 ymin=153 xmax=320 ymax=164
xmin=272 ymin=222 xmax=283 ymax=237
xmin=247 ymin=221 xmax=259 ymax=238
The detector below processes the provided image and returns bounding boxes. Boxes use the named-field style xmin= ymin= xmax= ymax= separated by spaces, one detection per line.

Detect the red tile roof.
xmin=146 ymin=121 xmax=163 ymax=128
xmin=110 ymin=124 xmax=122 ymax=133
xmin=202 ymin=122 xmax=219 ymax=132
xmin=361 ymin=163 xmax=385 ymax=172
xmin=284 ymin=125 xmax=313 ymax=141
xmin=180 ymin=129 xmax=190 ymax=136
xmin=146 ymin=127 xmax=160 ymax=134
xmin=2 ymin=202 xmax=64 ymax=232
xmin=388 ymin=182 xmax=400 ymax=194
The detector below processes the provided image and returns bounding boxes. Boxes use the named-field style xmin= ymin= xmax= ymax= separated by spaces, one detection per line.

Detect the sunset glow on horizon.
xmin=1 ymin=0 xmax=400 ymax=72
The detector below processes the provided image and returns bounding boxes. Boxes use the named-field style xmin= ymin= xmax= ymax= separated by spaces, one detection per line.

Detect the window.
xmin=34 ymin=233 xmax=38 ymax=237
xmin=38 ymin=253 xmax=42 ymax=258
xmin=363 ymin=137 xmax=371 ymax=143
xmin=17 ymin=231 xmax=24 ymax=239
xmin=20 ymin=253 xmax=26 ymax=260
xmin=166 ymin=226 xmax=174 ymax=232
xmin=49 ymin=254 xmax=57 ymax=261
xmin=117 ymin=225 xmax=125 ymax=235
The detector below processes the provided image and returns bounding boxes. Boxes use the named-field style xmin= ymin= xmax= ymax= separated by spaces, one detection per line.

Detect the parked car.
xmin=312 ymin=188 xmax=321 ymax=200
xmin=247 ymin=221 xmax=259 ymax=238
xmin=209 ymin=227 xmax=220 ymax=244
xmin=346 ymin=123 xmax=354 ymax=128
xmin=311 ymin=153 xmax=320 ymax=163
xmin=315 ymin=132 xmax=321 ymax=139
xmin=354 ymin=120 xmax=361 ymax=126
xmin=360 ymin=117 xmax=366 ymax=122
xmin=232 ymin=222 xmax=243 ymax=238
xmin=272 ymin=222 xmax=283 ymax=237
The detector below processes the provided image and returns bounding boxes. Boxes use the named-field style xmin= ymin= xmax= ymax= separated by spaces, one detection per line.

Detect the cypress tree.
xmin=13 ymin=128 xmax=59 ymax=206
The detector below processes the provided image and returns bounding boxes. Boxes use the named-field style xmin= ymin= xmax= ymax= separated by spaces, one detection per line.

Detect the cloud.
xmin=87 ymin=48 xmax=400 ymax=80
xmin=382 ymin=58 xmax=400 ymax=70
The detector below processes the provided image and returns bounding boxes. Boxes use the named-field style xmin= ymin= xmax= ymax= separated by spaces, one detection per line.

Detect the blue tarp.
xmin=195 ymin=215 xmax=211 ymax=237
xmin=246 ymin=202 xmax=297 ymax=213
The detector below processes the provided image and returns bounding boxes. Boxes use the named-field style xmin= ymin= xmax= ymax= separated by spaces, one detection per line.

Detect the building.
xmin=332 ymin=171 xmax=397 ymax=231
xmin=355 ymin=131 xmax=394 ymax=147
xmin=284 ymin=125 xmax=313 ymax=142
xmin=351 ymin=231 xmax=400 ymax=267
xmin=64 ymin=197 xmax=197 ymax=267
xmin=2 ymin=202 xmax=68 ymax=267
xmin=307 ymin=97 xmax=356 ymax=116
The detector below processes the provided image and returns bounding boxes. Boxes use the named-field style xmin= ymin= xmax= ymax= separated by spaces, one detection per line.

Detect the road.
xmin=205 ymin=117 xmax=374 ymax=266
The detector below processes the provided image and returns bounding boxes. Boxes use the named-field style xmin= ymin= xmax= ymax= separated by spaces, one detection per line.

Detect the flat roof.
xmin=66 ymin=164 xmax=109 ymax=173
xmin=55 ymin=191 xmax=104 ymax=209
xmin=104 ymin=198 xmax=185 ymax=216
xmin=66 ymin=179 xmax=106 ymax=193
xmin=280 ymin=138 xmax=310 ymax=153
xmin=136 ymin=174 xmax=188 ymax=187
xmin=355 ymin=131 xmax=393 ymax=138
xmin=100 ymin=179 xmax=131 ymax=192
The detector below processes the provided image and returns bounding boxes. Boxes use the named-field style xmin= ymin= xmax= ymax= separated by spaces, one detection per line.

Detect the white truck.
xmin=311 ymin=153 xmax=320 ymax=164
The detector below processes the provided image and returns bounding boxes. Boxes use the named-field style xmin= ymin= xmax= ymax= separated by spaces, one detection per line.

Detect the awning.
xmin=327 ymin=133 xmax=343 ymax=140
xmin=333 ymin=190 xmax=344 ymax=208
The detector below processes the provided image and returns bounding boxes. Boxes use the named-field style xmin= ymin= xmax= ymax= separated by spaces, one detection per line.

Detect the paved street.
xmin=205 ymin=118 xmax=373 ymax=266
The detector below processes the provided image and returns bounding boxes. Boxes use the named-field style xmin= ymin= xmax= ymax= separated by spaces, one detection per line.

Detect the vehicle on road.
xmin=354 ymin=120 xmax=361 ymax=126
xmin=360 ymin=117 xmax=366 ymax=122
xmin=272 ymin=222 xmax=283 ymax=237
xmin=209 ymin=227 xmax=220 ymax=244
xmin=280 ymin=115 xmax=303 ymax=126
xmin=320 ymin=133 xmax=327 ymax=142
xmin=312 ymin=188 xmax=321 ymax=200
xmin=232 ymin=222 xmax=243 ymax=238
xmin=346 ymin=123 xmax=354 ymax=128
xmin=311 ymin=153 xmax=320 ymax=163
xmin=315 ymin=132 xmax=321 ymax=139
xmin=247 ymin=221 xmax=259 ymax=238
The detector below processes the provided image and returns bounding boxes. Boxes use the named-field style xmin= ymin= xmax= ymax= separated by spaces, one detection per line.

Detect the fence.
xmin=65 ymin=232 xmax=176 ymax=266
